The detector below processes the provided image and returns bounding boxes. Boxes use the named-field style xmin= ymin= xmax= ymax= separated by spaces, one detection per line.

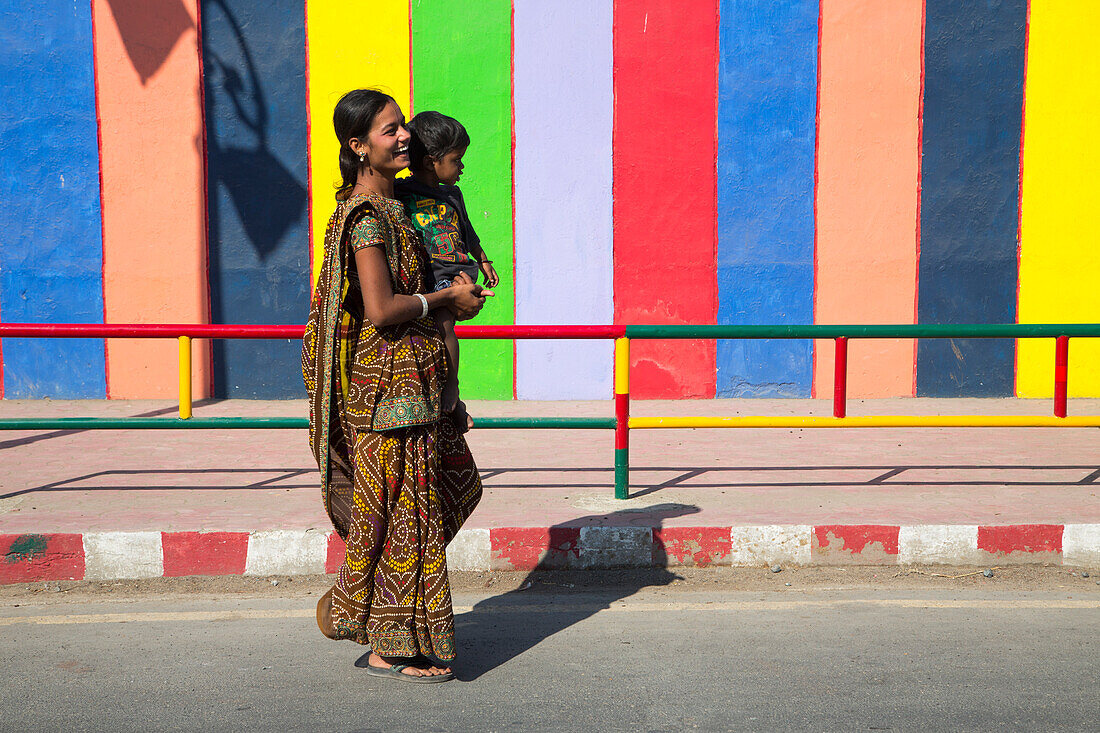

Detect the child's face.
xmin=431 ymin=146 xmax=466 ymax=186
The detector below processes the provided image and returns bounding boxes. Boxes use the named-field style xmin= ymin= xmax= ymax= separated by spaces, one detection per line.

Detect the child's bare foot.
xmin=450 ymin=400 xmax=473 ymax=434
xmin=441 ymin=381 xmax=459 ymax=416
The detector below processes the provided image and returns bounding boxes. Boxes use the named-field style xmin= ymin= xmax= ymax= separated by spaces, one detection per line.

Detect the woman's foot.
xmin=367 ymin=652 xmax=452 ymax=679
xmin=316 ymin=588 xmax=338 ymax=640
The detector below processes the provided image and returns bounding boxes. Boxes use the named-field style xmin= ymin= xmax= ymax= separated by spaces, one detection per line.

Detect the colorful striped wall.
xmin=1 ymin=0 xmax=1098 ymax=400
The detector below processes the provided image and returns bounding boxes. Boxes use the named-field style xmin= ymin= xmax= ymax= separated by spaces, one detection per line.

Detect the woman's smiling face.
xmin=361 ymin=101 xmax=410 ymax=175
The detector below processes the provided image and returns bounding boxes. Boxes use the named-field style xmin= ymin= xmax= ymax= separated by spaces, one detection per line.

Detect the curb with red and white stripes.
xmin=2 ymin=524 xmax=1097 ymax=584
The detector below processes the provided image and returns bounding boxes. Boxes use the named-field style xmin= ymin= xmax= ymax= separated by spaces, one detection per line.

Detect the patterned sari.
xmin=302 ymin=191 xmax=482 ymax=660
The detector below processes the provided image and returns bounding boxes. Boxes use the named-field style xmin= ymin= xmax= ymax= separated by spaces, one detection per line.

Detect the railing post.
xmin=614 ymin=337 xmax=630 ymax=499
xmin=1054 ymin=335 xmax=1069 ymax=418
xmin=833 ymin=336 xmax=848 ymax=418
xmin=179 ymin=336 xmax=192 ymax=420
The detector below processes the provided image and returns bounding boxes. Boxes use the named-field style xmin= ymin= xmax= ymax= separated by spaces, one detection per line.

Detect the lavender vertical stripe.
xmin=513 ymin=1 xmax=613 ymax=399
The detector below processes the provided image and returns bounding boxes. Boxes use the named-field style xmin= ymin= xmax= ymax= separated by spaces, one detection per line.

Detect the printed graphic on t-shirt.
xmin=410 ymin=197 xmax=472 ymax=265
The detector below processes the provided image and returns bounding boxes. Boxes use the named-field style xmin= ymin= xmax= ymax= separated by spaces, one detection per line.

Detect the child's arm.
xmin=469 ymin=245 xmax=499 ymax=288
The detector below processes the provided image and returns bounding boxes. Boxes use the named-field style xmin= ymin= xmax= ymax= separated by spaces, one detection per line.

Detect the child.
xmin=395 ymin=111 xmax=498 ymax=431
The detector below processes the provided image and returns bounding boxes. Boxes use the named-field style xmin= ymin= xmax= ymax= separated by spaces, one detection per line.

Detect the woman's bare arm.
xmin=354 ymin=246 xmax=492 ymax=327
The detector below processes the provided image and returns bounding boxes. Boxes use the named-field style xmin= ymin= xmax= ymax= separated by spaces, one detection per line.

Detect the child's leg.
xmin=433 ymin=309 xmax=460 ymax=414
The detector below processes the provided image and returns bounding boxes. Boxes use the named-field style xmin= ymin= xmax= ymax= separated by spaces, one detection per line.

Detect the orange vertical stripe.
xmin=813 ymin=0 xmax=923 ymax=397
xmin=93 ymin=0 xmax=209 ymax=398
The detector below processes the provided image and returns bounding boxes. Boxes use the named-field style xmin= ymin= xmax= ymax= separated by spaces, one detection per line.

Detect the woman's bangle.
xmin=414 ymin=293 xmax=428 ymax=318
xmin=479 ymin=259 xmax=492 ymax=264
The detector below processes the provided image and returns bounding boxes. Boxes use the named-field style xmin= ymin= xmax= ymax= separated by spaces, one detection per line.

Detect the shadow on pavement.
xmin=452 ymin=502 xmax=700 ymax=681
xmin=7 ymin=462 xmax=1097 ymax=500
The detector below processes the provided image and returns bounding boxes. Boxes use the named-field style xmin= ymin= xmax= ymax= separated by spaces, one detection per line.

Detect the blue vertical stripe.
xmin=716 ymin=0 xmax=818 ymax=397
xmin=201 ymin=0 xmax=309 ymax=398
xmin=0 ymin=0 xmax=107 ymax=398
xmin=916 ymin=0 xmax=1026 ymax=397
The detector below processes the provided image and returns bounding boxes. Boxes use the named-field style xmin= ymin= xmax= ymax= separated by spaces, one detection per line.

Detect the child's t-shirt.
xmin=394 ymin=177 xmax=481 ymax=284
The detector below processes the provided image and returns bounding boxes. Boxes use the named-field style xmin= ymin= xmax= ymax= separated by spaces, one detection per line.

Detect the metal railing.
xmin=0 ymin=322 xmax=1097 ymax=499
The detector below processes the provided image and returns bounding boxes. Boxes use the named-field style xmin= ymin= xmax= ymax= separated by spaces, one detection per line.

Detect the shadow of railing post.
xmin=452 ymin=502 xmax=701 ymax=680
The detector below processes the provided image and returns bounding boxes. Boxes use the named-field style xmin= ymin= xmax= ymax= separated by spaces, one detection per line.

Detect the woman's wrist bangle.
xmin=479 ymin=259 xmax=492 ymax=264
xmin=414 ymin=293 xmax=428 ymax=318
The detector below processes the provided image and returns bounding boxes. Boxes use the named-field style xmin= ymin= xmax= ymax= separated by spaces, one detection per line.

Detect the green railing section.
xmin=625 ymin=324 xmax=1100 ymax=339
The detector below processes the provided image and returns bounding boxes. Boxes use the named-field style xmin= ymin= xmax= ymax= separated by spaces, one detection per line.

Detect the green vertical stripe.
xmin=412 ymin=0 xmax=514 ymax=399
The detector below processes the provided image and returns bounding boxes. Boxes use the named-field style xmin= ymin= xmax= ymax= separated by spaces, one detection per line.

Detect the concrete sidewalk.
xmin=1 ymin=398 xmax=1098 ymax=581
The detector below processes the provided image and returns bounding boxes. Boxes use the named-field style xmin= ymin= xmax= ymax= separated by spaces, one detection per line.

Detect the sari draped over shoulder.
xmin=302 ymin=191 xmax=481 ymax=660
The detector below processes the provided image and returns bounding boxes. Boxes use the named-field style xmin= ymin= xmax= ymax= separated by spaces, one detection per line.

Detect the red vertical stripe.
xmin=407 ymin=0 xmax=414 ymax=114
xmin=612 ymin=0 xmax=718 ymax=398
xmin=509 ymin=0 xmax=518 ymax=399
xmin=89 ymin=0 xmax=110 ymax=399
xmin=912 ymin=1 xmax=926 ymax=398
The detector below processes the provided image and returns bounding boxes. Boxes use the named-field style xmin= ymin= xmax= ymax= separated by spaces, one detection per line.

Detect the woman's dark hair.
xmin=333 ymin=88 xmax=396 ymax=200
xmin=407 ymin=111 xmax=470 ymax=173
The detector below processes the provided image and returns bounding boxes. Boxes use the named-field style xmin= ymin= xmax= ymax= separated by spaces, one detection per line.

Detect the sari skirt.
xmin=327 ymin=416 xmax=482 ymax=660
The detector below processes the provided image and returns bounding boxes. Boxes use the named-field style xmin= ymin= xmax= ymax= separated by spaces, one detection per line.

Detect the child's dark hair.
xmin=332 ymin=88 xmax=396 ymax=200
xmin=407 ymin=111 xmax=470 ymax=173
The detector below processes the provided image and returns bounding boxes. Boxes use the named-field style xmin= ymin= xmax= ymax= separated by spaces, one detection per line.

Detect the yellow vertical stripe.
xmin=1017 ymin=3 xmax=1100 ymax=397
xmin=306 ymin=0 xmax=411 ymax=286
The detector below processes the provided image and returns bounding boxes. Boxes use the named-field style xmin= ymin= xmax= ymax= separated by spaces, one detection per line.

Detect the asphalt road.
xmin=1 ymin=576 xmax=1097 ymax=732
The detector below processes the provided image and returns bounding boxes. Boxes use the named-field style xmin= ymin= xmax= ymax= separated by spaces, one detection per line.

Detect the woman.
xmin=303 ymin=89 xmax=490 ymax=683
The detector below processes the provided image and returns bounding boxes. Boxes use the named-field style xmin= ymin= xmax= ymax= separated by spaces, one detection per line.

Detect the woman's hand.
xmin=448 ymin=272 xmax=494 ymax=320
xmin=478 ymin=260 xmax=499 ymax=289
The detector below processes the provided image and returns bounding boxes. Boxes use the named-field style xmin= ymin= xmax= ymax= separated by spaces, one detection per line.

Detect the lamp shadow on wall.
xmin=106 ymin=0 xmax=307 ymax=259
xmin=105 ymin=0 xmax=194 ymax=85
xmin=200 ymin=0 xmax=308 ymax=398
xmin=201 ymin=0 xmax=307 ymax=263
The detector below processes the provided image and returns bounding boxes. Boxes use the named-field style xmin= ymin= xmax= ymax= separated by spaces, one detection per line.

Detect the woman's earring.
xmin=358 ymin=152 xmax=365 ymax=163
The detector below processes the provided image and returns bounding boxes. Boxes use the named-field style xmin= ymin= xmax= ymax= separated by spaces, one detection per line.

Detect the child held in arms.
xmin=395 ymin=111 xmax=498 ymax=432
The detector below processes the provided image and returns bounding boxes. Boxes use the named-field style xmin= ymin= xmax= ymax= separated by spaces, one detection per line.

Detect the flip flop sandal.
xmin=366 ymin=661 xmax=454 ymax=684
